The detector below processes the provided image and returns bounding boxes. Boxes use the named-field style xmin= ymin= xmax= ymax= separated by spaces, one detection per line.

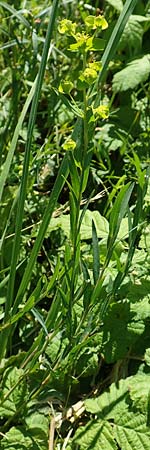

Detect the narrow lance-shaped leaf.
xmin=107 ymin=182 xmax=134 ymax=252
xmin=113 ymin=174 xmax=148 ymax=293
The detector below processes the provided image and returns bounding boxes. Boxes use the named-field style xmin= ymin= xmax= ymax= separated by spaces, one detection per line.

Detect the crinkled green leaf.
xmin=85 ymin=378 xmax=130 ymax=417
xmin=119 ymin=16 xmax=143 ymax=51
xmin=0 ymin=367 xmax=28 ymax=417
xmin=83 ymin=379 xmax=150 ymax=450
xmin=1 ymin=415 xmax=49 ymax=450
xmin=73 ymin=419 xmax=117 ymax=450
xmin=130 ymin=14 xmax=150 ymax=22
xmin=106 ymin=0 xmax=123 ymax=12
xmin=102 ymin=301 xmax=144 ymax=363
xmin=32 ymin=211 xmax=128 ymax=244
xmin=114 ymin=412 xmax=150 ymax=450
xmin=145 ymin=348 xmax=150 ymax=367
xmin=25 ymin=412 xmax=49 ymax=435
xmin=113 ymin=55 xmax=150 ymax=92
xmin=128 ymin=373 xmax=150 ymax=414
xmin=130 ymin=295 xmax=150 ymax=320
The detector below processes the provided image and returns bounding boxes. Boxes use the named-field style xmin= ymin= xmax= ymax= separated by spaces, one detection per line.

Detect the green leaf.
xmin=1 ymin=0 xmax=60 ymax=350
xmin=85 ymin=378 xmax=129 ymax=416
xmin=119 ymin=16 xmax=144 ymax=52
xmin=87 ymin=37 xmax=106 ymax=51
xmin=74 ymin=419 xmax=118 ymax=450
xmin=108 ymin=183 xmax=134 ymax=249
xmin=132 ymin=151 xmax=146 ymax=188
xmin=0 ymin=367 xmax=27 ymax=417
xmin=145 ymin=348 xmax=150 ymax=367
xmin=106 ymin=0 xmax=123 ymax=12
xmin=38 ymin=209 xmax=109 ymax=240
xmin=31 ymin=307 xmax=48 ymax=336
xmin=54 ymin=87 xmax=84 ymax=117
xmin=92 ymin=220 xmax=100 ymax=285
xmin=76 ymin=351 xmax=99 ymax=378
xmin=102 ymin=301 xmax=144 ymax=363
xmin=114 ymin=412 xmax=150 ymax=450
xmin=0 ymin=279 xmax=42 ymax=331
xmin=112 ymin=55 xmax=150 ymax=92
xmin=59 ymin=80 xmax=74 ymax=94
xmin=14 ymin=153 xmax=69 ymax=310
xmin=25 ymin=411 xmax=49 ymax=435
xmin=80 ymin=378 xmax=150 ymax=450
xmin=128 ymin=373 xmax=150 ymax=414
xmin=1 ymin=414 xmax=49 ymax=450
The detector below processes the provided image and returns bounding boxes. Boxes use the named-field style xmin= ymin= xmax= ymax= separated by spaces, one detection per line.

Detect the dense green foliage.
xmin=0 ymin=0 xmax=150 ymax=448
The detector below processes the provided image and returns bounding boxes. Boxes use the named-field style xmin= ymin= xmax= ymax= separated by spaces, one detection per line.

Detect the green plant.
xmin=1 ymin=0 xmax=150 ymax=449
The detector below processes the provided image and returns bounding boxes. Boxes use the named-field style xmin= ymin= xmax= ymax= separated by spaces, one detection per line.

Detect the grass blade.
xmin=0 ymin=79 xmax=36 ymax=203
xmin=13 ymin=153 xmax=69 ymax=314
xmin=5 ymin=0 xmax=60 ymax=320
xmin=93 ymin=0 xmax=139 ymax=104
xmin=0 ymin=2 xmax=30 ymax=28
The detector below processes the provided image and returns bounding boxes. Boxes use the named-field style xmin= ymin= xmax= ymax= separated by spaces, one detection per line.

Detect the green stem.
xmin=68 ymin=51 xmax=89 ymax=341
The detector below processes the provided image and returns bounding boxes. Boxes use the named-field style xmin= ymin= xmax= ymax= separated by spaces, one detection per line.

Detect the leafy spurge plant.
xmin=57 ymin=14 xmax=109 ymax=341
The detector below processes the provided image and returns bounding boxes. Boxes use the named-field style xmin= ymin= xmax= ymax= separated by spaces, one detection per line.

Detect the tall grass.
xmin=0 ymin=0 xmax=141 ymax=366
xmin=0 ymin=0 xmax=60 ymax=358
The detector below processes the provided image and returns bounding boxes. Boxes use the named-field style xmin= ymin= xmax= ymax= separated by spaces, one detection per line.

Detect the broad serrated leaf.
xmin=112 ymin=54 xmax=150 ymax=92
xmin=128 ymin=373 xmax=150 ymax=414
xmin=114 ymin=411 xmax=150 ymax=450
xmin=132 ymin=297 xmax=150 ymax=320
xmin=73 ymin=419 xmax=117 ymax=450
xmin=85 ymin=378 xmax=130 ymax=417
xmin=83 ymin=379 xmax=150 ymax=450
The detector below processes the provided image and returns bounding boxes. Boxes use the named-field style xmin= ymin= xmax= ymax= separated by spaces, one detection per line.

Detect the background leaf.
xmin=112 ymin=55 xmax=150 ymax=91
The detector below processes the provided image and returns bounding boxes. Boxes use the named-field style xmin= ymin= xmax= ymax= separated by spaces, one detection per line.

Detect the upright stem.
xmin=68 ymin=50 xmax=89 ymax=341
